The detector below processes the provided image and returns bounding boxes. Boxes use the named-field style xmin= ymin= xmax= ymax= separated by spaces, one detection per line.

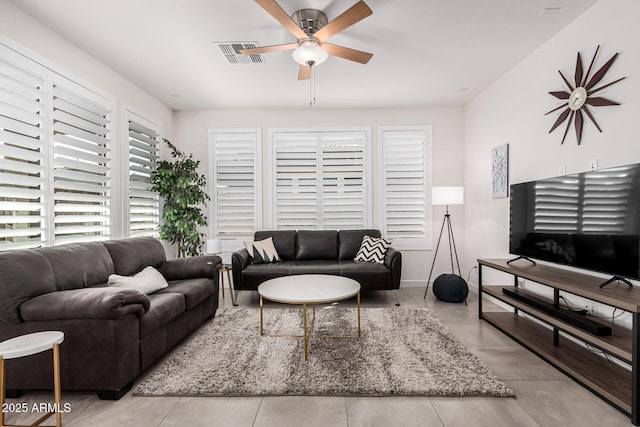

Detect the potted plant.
xmin=149 ymin=139 xmax=209 ymax=257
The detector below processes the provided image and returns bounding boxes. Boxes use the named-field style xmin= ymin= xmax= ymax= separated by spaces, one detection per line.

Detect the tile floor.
xmin=3 ymin=287 xmax=633 ymax=426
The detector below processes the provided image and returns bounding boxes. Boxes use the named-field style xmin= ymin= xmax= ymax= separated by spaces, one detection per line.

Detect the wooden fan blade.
xmin=314 ymin=1 xmax=372 ymax=42
xmin=255 ymin=0 xmax=307 ymax=40
xmin=583 ymin=106 xmax=602 ymax=132
xmin=240 ymin=43 xmax=299 ymax=55
xmin=549 ymin=91 xmax=570 ymax=100
xmin=322 ymin=43 xmax=373 ymax=64
xmin=298 ymin=65 xmax=311 ymax=80
xmin=558 ymin=71 xmax=575 ymax=92
xmin=545 ymin=103 xmax=569 ymax=116
xmin=574 ymin=110 xmax=584 ymax=145
xmin=560 ymin=111 xmax=575 ymax=145
xmin=586 ymin=97 xmax=620 ymax=107
xmin=589 ymin=76 xmax=626 ymax=95
xmin=581 ymin=45 xmax=599 ymax=86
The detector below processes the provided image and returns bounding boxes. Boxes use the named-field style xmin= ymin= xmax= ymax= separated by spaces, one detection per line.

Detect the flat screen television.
xmin=509 ymin=163 xmax=640 ymax=285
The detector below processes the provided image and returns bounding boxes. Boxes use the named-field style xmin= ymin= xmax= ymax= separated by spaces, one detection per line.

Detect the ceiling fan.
xmin=240 ymin=0 xmax=374 ymax=80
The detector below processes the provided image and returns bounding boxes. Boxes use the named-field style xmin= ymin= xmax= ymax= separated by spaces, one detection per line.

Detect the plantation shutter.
xmin=128 ymin=119 xmax=159 ymax=237
xmin=211 ymin=131 xmax=259 ymax=240
xmin=272 ymin=130 xmax=368 ymax=230
xmin=0 ymin=46 xmax=47 ymax=250
xmin=51 ymin=75 xmax=112 ymax=244
xmin=381 ymin=128 xmax=431 ymax=249
xmin=320 ymin=134 xmax=366 ymax=228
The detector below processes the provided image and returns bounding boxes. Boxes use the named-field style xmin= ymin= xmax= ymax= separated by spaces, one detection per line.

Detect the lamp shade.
xmin=292 ymin=40 xmax=328 ymax=67
xmin=432 ymin=186 xmax=464 ymax=205
xmin=206 ymin=238 xmax=222 ymax=254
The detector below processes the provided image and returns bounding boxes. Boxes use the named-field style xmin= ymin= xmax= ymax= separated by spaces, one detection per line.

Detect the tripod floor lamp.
xmin=424 ymin=186 xmax=464 ymax=299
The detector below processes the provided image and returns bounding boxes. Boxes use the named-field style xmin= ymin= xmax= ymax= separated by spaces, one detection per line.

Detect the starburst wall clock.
xmin=546 ymin=45 xmax=625 ymax=145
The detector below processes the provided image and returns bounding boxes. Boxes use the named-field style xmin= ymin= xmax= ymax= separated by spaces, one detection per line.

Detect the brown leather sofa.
xmin=0 ymin=237 xmax=220 ymax=400
xmin=232 ymin=229 xmax=402 ymax=304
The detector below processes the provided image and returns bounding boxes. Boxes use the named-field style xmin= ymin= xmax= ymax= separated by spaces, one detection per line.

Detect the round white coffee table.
xmin=0 ymin=331 xmax=64 ymax=427
xmin=258 ymin=274 xmax=361 ymax=360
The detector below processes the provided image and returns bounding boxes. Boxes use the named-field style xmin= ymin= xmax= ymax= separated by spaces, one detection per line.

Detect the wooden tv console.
xmin=478 ymin=258 xmax=640 ymax=425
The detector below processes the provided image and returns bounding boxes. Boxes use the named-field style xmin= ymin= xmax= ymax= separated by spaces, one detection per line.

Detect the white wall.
xmin=463 ymin=0 xmax=640 ymax=286
xmin=0 ymin=1 xmax=174 ymax=145
xmin=174 ymin=107 xmax=465 ymax=286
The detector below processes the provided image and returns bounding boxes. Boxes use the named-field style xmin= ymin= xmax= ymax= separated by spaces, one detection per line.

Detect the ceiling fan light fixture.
xmin=292 ymin=40 xmax=328 ymax=67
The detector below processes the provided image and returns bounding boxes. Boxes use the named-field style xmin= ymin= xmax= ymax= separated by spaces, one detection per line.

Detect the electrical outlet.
xmin=589 ymin=159 xmax=598 ymax=170
xmin=585 ymin=303 xmax=598 ymax=316
xmin=559 ymin=165 xmax=567 ymax=175
xmin=517 ymin=279 xmax=525 ymax=289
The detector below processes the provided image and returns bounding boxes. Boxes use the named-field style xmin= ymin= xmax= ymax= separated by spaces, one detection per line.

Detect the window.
xmin=269 ymin=129 xmax=370 ymax=230
xmin=209 ymin=129 xmax=261 ymax=244
xmin=0 ymin=42 xmax=114 ymax=250
xmin=379 ymin=126 xmax=432 ymax=249
xmin=0 ymin=45 xmax=47 ymax=250
xmin=126 ymin=113 xmax=160 ymax=237
xmin=52 ymin=75 xmax=112 ymax=244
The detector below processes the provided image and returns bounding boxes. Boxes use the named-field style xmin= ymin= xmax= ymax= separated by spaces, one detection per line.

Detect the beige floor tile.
xmin=509 ymin=380 xmax=631 ymax=427
xmin=467 ymin=346 xmax=566 ymax=381
xmin=430 ymin=396 xmax=540 ymax=427
xmin=1 ymin=391 xmax=96 ymax=426
xmin=253 ymin=396 xmax=347 ymax=427
xmin=64 ymin=393 xmax=179 ymax=427
xmin=346 ymin=396 xmax=444 ymax=427
xmin=159 ymin=396 xmax=262 ymax=427
xmin=444 ymin=320 xmax=520 ymax=347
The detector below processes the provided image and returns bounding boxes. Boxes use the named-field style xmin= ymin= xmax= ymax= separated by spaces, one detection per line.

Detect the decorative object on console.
xmin=206 ymin=238 xmax=222 ymax=255
xmin=354 ymin=235 xmax=392 ymax=264
xmin=491 ymin=144 xmax=509 ymax=199
xmin=243 ymin=237 xmax=281 ymax=263
xmin=239 ymin=0 xmax=374 ymax=81
xmin=546 ymin=45 xmax=625 ymax=145
xmin=424 ymin=186 xmax=464 ymax=299
xmin=149 ymin=139 xmax=209 ymax=257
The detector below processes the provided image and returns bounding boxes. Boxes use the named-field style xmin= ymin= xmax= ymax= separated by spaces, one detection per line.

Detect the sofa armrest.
xmin=385 ymin=247 xmax=402 ymax=289
xmin=19 ymin=288 xmax=151 ymax=322
xmin=231 ymin=248 xmax=250 ymax=289
xmin=158 ymin=255 xmax=221 ymax=281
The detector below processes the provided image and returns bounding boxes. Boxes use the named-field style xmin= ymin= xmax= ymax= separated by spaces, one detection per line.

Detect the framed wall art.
xmin=491 ymin=144 xmax=509 ymax=198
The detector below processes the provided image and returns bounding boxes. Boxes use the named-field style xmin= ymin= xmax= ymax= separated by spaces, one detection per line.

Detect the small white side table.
xmin=0 ymin=331 xmax=65 ymax=427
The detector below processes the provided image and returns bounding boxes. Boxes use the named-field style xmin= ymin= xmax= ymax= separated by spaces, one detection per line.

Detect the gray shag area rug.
xmin=134 ymin=307 xmax=515 ymax=398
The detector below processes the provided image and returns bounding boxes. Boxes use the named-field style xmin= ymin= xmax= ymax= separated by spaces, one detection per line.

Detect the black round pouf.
xmin=432 ymin=274 xmax=469 ymax=303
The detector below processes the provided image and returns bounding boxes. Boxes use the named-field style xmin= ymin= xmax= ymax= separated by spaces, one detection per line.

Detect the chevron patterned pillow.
xmin=354 ymin=235 xmax=392 ymax=264
xmin=243 ymin=237 xmax=281 ymax=264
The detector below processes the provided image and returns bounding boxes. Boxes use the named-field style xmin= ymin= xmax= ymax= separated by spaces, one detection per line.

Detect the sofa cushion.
xmin=338 ymin=229 xmax=381 ymax=260
xmin=20 ymin=287 xmax=150 ymax=321
xmin=140 ymin=293 xmax=185 ymax=338
xmin=244 ymin=237 xmax=281 ymax=264
xmin=340 ymin=260 xmax=392 ymax=291
xmin=296 ymin=230 xmax=338 ymax=260
xmin=108 ymin=266 xmax=168 ymax=295
xmin=255 ymin=230 xmax=297 ymax=261
xmin=0 ymin=250 xmax=56 ymax=323
xmin=355 ymin=235 xmax=392 ymax=264
xmin=102 ymin=237 xmax=166 ymax=276
xmin=155 ymin=278 xmax=214 ymax=310
xmin=37 ymin=242 xmax=115 ymax=291
xmin=289 ymin=260 xmax=343 ymax=276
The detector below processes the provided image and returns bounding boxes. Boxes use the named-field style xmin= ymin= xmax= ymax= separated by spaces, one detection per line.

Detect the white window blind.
xmin=272 ymin=130 xmax=369 ymax=230
xmin=380 ymin=127 xmax=432 ymax=249
xmin=51 ymin=75 xmax=112 ymax=244
xmin=127 ymin=118 xmax=159 ymax=237
xmin=0 ymin=46 xmax=46 ymax=250
xmin=209 ymin=129 xmax=260 ymax=241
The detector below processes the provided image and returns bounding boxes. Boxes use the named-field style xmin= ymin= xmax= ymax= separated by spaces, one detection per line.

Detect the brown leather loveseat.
xmin=0 ymin=237 xmax=220 ymax=400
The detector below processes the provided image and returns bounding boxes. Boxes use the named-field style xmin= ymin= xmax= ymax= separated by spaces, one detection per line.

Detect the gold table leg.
xmin=259 ymin=295 xmax=263 ymax=336
xmin=303 ymin=303 xmax=308 ymax=361
xmin=226 ymin=270 xmax=235 ymax=306
xmin=53 ymin=343 xmax=62 ymax=427
xmin=357 ymin=291 xmax=361 ymax=337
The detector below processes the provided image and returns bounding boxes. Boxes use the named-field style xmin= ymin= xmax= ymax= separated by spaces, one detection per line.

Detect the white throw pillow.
xmin=354 ymin=235 xmax=392 ymax=264
xmin=108 ymin=266 xmax=169 ymax=295
xmin=243 ymin=237 xmax=281 ymax=264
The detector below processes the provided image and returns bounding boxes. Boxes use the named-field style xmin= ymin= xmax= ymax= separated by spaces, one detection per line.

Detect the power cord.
xmin=467 ymin=265 xmax=477 ymax=284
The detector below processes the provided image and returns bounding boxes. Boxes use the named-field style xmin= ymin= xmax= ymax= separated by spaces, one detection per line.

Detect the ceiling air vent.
xmin=215 ymin=42 xmax=264 ymax=65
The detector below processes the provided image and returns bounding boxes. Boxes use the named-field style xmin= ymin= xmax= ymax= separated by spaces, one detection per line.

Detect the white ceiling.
xmin=10 ymin=0 xmax=598 ymax=111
